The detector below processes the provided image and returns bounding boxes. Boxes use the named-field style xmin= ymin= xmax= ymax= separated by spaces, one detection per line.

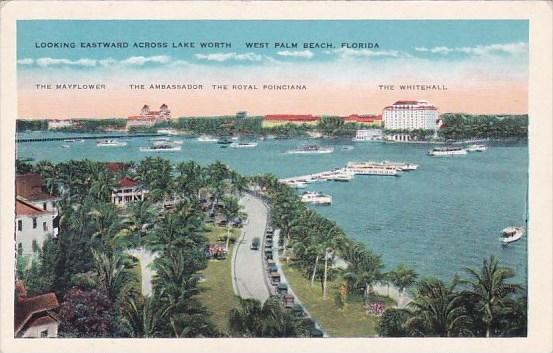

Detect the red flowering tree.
xmin=58 ymin=287 xmax=119 ymax=337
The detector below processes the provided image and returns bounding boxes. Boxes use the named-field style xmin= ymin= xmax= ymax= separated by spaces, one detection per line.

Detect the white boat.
xmin=347 ymin=161 xmax=418 ymax=171
xmin=330 ymin=172 xmax=354 ymax=182
xmin=139 ymin=141 xmax=181 ymax=152
xmin=283 ymin=180 xmax=308 ymax=189
xmin=501 ymin=226 xmax=525 ymax=244
xmin=157 ymin=128 xmax=178 ymax=135
xmin=428 ymin=146 xmax=468 ymax=156
xmin=173 ymin=140 xmax=184 ymax=145
xmin=346 ymin=163 xmax=402 ymax=176
xmin=96 ymin=139 xmax=127 ymax=147
xmin=63 ymin=139 xmax=77 ymax=143
xmin=466 ymin=144 xmax=487 ymax=152
xmin=229 ymin=142 xmax=258 ymax=148
xmin=286 ymin=145 xmax=334 ymax=154
xmin=198 ymin=135 xmax=218 ymax=142
xmin=301 ymin=191 xmax=332 ymax=205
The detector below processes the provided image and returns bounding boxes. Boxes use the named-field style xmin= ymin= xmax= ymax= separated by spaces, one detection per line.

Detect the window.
xmin=32 ymin=218 xmax=37 ymax=229
xmin=17 ymin=220 xmax=22 ymax=231
xmin=43 ymin=202 xmax=47 ymax=210
xmin=40 ymin=329 xmax=48 ymax=338
xmin=43 ymin=222 xmax=48 ymax=231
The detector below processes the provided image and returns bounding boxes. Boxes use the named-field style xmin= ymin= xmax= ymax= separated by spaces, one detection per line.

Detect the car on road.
xmin=250 ymin=237 xmax=260 ymax=250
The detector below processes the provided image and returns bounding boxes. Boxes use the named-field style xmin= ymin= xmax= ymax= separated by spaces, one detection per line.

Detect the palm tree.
xmin=91 ymin=248 xmax=132 ymax=301
xmin=229 ymin=298 xmax=265 ymax=337
xmin=89 ymin=171 xmax=116 ymax=202
xmin=121 ymin=296 xmax=172 ymax=338
xmin=388 ymin=264 xmax=418 ymax=297
xmin=124 ymin=200 xmax=157 ymax=245
xmin=88 ymin=202 xmax=126 ymax=250
xmin=221 ymin=196 xmax=241 ymax=250
xmin=463 ymin=256 xmax=521 ymax=337
xmin=406 ymin=277 xmax=472 ymax=337
xmin=175 ymin=161 xmax=204 ymax=200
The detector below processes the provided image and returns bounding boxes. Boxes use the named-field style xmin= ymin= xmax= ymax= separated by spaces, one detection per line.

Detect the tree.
xmin=388 ymin=264 xmax=418 ymax=296
xmin=17 ymin=236 xmax=60 ymax=296
xmin=91 ymin=249 xmax=133 ymax=301
xmin=462 ymin=256 xmax=521 ymax=337
xmin=221 ymin=196 xmax=241 ymax=250
xmin=58 ymin=287 xmax=119 ymax=337
xmin=121 ymin=296 xmax=172 ymax=338
xmin=378 ymin=308 xmax=410 ymax=337
xmin=406 ymin=277 xmax=472 ymax=337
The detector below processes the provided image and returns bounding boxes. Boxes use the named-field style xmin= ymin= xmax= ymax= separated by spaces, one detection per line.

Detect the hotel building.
xmin=383 ymin=100 xmax=439 ymax=131
xmin=126 ymin=104 xmax=172 ymax=129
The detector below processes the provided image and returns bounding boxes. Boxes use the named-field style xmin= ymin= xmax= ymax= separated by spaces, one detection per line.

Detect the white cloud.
xmin=194 ymin=52 xmax=266 ymax=62
xmin=276 ymin=50 xmax=314 ymax=59
xmin=17 ymin=58 xmax=34 ymax=65
xmin=119 ymin=55 xmax=171 ymax=66
xmin=35 ymin=57 xmax=97 ymax=67
xmin=415 ymin=42 xmax=528 ymax=56
xmin=327 ymin=48 xmax=405 ymax=60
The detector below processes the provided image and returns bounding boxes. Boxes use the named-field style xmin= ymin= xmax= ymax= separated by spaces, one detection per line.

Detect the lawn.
xmin=198 ymin=225 xmax=241 ymax=333
xmin=282 ymin=263 xmax=393 ymax=337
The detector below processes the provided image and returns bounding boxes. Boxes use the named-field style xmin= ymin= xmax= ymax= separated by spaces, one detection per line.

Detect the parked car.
xmin=250 ymin=237 xmax=260 ymax=250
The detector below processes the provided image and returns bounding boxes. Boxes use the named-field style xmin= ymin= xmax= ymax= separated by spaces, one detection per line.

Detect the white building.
xmin=353 ymin=129 xmax=383 ymax=141
xmin=111 ymin=177 xmax=148 ymax=206
xmin=15 ymin=197 xmax=56 ymax=256
xmin=383 ymin=100 xmax=439 ymax=131
xmin=47 ymin=119 xmax=74 ymax=130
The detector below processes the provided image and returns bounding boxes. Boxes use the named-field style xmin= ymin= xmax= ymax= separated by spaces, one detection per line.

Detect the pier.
xmin=16 ymin=133 xmax=166 ymax=143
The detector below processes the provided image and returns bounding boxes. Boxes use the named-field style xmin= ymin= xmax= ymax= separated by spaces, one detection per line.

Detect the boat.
xmin=231 ymin=136 xmax=240 ymax=141
xmin=427 ymin=146 xmax=468 ymax=156
xmin=229 ymin=142 xmax=258 ymax=148
xmin=198 ymin=135 xmax=218 ymax=142
xmin=139 ymin=141 xmax=181 ymax=152
xmin=157 ymin=128 xmax=178 ymax=135
xmin=300 ymin=191 xmax=332 ymax=205
xmin=330 ymin=171 xmax=354 ymax=182
xmin=286 ymin=145 xmax=334 ymax=154
xmin=173 ymin=140 xmax=184 ymax=145
xmin=63 ymin=139 xmax=77 ymax=143
xmin=346 ymin=163 xmax=402 ymax=176
xmin=96 ymin=139 xmax=127 ymax=147
xmin=283 ymin=180 xmax=308 ymax=189
xmin=501 ymin=226 xmax=525 ymax=244
xmin=466 ymin=144 xmax=487 ymax=152
xmin=348 ymin=161 xmax=418 ymax=171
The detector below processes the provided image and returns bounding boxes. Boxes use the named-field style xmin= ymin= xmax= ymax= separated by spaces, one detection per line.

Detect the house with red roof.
xmin=14 ymin=281 xmax=60 ymax=338
xmin=16 ymin=174 xmax=59 ymax=214
xmin=111 ymin=177 xmax=148 ymax=206
xmin=126 ymin=104 xmax=172 ymax=130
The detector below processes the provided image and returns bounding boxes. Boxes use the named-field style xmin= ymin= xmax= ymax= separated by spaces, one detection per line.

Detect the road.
xmin=232 ymin=194 xmax=270 ymax=302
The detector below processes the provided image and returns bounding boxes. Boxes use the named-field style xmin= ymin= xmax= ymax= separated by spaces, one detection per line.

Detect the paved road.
xmin=232 ymin=194 xmax=270 ymax=302
xmin=126 ymin=248 xmax=158 ymax=297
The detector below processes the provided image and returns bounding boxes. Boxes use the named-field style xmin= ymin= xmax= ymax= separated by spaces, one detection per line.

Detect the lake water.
xmin=16 ymin=132 xmax=528 ymax=284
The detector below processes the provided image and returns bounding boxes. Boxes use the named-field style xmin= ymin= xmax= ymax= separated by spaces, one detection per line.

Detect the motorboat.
xmin=300 ymin=191 xmax=332 ymax=205
xmin=501 ymin=226 xmax=525 ymax=244
xmin=330 ymin=172 xmax=354 ymax=182
xmin=466 ymin=144 xmax=488 ymax=152
xmin=286 ymin=145 xmax=334 ymax=154
xmin=427 ymin=146 xmax=468 ymax=156
xmin=198 ymin=135 xmax=218 ymax=142
xmin=139 ymin=141 xmax=181 ymax=152
xmin=96 ymin=139 xmax=127 ymax=147
xmin=229 ymin=142 xmax=258 ymax=148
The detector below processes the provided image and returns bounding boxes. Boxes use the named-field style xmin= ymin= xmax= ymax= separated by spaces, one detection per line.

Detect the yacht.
xmin=229 ymin=142 xmax=258 ymax=148
xmin=466 ymin=144 xmax=488 ymax=152
xmin=427 ymin=146 xmax=468 ymax=156
xmin=286 ymin=145 xmax=334 ymax=154
xmin=300 ymin=191 xmax=332 ymax=205
xmin=501 ymin=226 xmax=524 ymax=244
xmin=96 ymin=139 xmax=127 ymax=147
xmin=198 ymin=135 xmax=218 ymax=142
xmin=330 ymin=171 xmax=354 ymax=182
xmin=346 ymin=164 xmax=402 ymax=177
xmin=139 ymin=141 xmax=181 ymax=152
xmin=348 ymin=161 xmax=418 ymax=172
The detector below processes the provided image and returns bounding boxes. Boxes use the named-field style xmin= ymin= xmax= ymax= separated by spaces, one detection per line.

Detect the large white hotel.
xmin=383 ymin=100 xmax=440 ymax=130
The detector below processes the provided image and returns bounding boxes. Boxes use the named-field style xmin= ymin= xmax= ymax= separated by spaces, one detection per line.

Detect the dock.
xmin=16 ymin=133 xmax=166 ymax=143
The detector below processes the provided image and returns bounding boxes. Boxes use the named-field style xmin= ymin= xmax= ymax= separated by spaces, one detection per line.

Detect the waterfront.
xmin=16 ymin=132 xmax=528 ymax=284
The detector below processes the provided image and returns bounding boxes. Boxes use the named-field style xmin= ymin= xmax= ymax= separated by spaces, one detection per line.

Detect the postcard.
xmin=0 ymin=1 xmax=551 ymax=353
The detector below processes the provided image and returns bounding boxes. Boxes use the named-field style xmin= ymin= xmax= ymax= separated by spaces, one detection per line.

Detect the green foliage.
xmin=16 ymin=120 xmax=48 ymax=132
xmin=59 ymin=119 xmax=126 ymax=133
xmin=17 ymin=237 xmax=60 ymax=296
xmin=378 ymin=308 xmax=410 ymax=337
xmin=174 ymin=115 xmax=263 ymax=136
xmin=439 ymin=114 xmax=528 ymax=140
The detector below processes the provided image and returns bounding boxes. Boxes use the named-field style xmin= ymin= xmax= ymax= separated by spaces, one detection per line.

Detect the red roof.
xmin=15 ymin=198 xmax=49 ymax=216
xmin=14 ymin=282 xmax=60 ymax=335
xmin=264 ymin=114 xmax=320 ymax=122
xmin=117 ymin=177 xmax=139 ymax=188
xmin=104 ymin=162 xmax=126 ymax=173
xmin=16 ymin=174 xmax=57 ymax=201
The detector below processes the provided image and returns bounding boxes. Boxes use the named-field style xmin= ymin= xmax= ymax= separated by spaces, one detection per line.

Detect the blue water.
xmin=16 ymin=133 xmax=528 ymax=284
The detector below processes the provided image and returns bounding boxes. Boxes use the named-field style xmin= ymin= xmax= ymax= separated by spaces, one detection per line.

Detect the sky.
xmin=17 ymin=20 xmax=529 ymax=118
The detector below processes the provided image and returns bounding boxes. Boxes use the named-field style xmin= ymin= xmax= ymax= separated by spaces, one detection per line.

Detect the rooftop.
xmin=14 ymin=281 xmax=60 ymax=335
xmin=15 ymin=197 xmax=51 ymax=217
